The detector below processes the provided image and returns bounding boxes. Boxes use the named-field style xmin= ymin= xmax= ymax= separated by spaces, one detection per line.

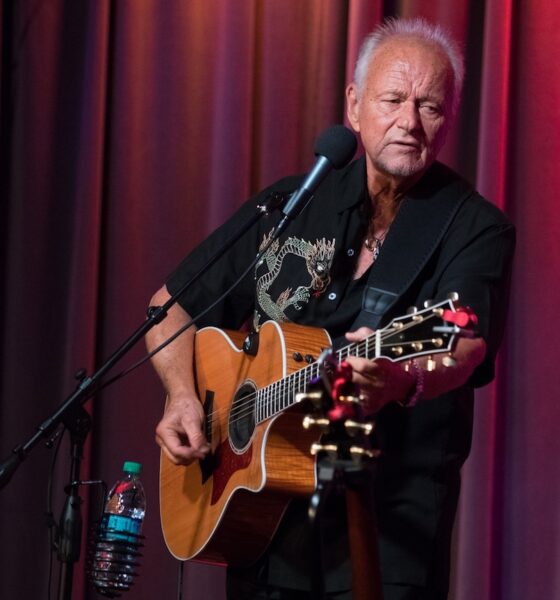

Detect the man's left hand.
xmin=345 ymin=327 xmax=415 ymax=414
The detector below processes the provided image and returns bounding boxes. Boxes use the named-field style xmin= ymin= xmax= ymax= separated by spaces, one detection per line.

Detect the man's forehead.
xmin=375 ymin=35 xmax=445 ymax=57
xmin=366 ymin=38 xmax=453 ymax=91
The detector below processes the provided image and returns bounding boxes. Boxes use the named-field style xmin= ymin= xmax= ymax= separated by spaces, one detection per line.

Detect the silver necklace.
xmin=364 ymin=230 xmax=389 ymax=261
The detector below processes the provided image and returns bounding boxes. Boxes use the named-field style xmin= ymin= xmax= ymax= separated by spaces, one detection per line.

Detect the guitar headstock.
xmin=299 ymin=294 xmax=478 ymax=468
xmin=363 ymin=294 xmax=478 ymax=365
xmin=300 ymin=359 xmax=379 ymax=467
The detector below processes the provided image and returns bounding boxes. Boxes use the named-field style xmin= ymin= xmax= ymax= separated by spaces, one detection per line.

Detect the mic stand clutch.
xmin=0 ymin=193 xmax=284 ymax=600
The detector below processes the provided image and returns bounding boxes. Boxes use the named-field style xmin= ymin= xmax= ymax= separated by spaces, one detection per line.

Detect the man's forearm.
xmin=145 ymin=285 xmax=198 ymax=400
xmin=415 ymin=336 xmax=486 ymax=400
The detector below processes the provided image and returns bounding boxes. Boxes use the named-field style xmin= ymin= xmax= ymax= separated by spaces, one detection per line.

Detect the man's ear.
xmin=346 ymin=83 xmax=361 ymax=133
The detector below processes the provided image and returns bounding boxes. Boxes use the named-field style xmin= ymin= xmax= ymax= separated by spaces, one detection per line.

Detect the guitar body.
xmin=159 ymin=320 xmax=331 ymax=566
xmin=159 ymin=297 xmax=466 ymax=567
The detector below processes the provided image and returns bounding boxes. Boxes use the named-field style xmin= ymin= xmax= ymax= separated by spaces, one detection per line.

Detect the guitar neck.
xmin=255 ymin=299 xmax=459 ymax=424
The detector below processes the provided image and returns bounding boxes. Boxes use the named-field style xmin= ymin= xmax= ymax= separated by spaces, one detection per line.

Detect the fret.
xmin=256 ymin=387 xmax=264 ymax=424
xmin=273 ymin=383 xmax=279 ymax=415
xmin=293 ymin=369 xmax=300 ymax=402
xmin=288 ymin=372 xmax=295 ymax=407
xmin=301 ymin=366 xmax=308 ymax=392
xmin=279 ymin=380 xmax=284 ymax=412
xmin=287 ymin=373 xmax=294 ymax=406
xmin=253 ymin=298 xmax=458 ymax=425
xmin=265 ymin=386 xmax=269 ymax=420
xmin=264 ymin=383 xmax=270 ymax=420
xmin=277 ymin=379 xmax=284 ymax=412
xmin=270 ymin=383 xmax=276 ymax=419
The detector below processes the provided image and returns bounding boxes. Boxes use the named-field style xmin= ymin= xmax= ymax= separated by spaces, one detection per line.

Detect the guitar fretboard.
xmin=253 ymin=300 xmax=456 ymax=424
xmin=254 ymin=334 xmax=382 ymax=424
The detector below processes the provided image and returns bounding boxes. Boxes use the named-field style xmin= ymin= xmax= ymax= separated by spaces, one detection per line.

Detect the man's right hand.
xmin=155 ymin=392 xmax=211 ymax=465
xmin=146 ymin=286 xmax=210 ymax=465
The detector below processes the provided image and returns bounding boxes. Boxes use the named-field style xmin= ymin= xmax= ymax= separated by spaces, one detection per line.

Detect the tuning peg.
xmin=447 ymin=291 xmax=459 ymax=302
xmin=295 ymin=391 xmax=324 ymax=406
xmin=426 ymin=356 xmax=437 ymax=371
xmin=310 ymin=442 xmax=338 ymax=456
xmin=406 ymin=306 xmax=418 ymax=314
xmin=350 ymin=446 xmax=381 ymax=459
xmin=302 ymin=415 xmax=330 ymax=430
xmin=344 ymin=419 xmax=374 ymax=436
xmin=423 ymin=299 xmax=434 ymax=308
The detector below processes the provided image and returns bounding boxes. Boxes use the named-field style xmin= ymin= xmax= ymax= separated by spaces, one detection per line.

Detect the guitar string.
xmin=206 ymin=313 xmax=441 ymax=429
xmin=205 ymin=312 xmax=444 ymax=429
xmin=219 ymin=336 xmax=442 ymax=428
xmin=209 ymin=315 xmax=441 ymax=429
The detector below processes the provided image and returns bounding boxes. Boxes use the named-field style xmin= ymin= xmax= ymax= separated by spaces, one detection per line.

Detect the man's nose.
xmin=397 ymin=101 xmax=422 ymax=133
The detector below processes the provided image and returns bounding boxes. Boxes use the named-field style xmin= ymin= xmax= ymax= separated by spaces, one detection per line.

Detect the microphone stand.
xmin=0 ymin=192 xmax=285 ymax=600
xmin=303 ymin=356 xmax=384 ymax=600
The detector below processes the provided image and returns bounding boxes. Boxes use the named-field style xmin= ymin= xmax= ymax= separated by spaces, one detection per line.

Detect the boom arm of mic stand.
xmin=0 ymin=193 xmax=282 ymax=489
xmin=0 ymin=194 xmax=283 ymax=600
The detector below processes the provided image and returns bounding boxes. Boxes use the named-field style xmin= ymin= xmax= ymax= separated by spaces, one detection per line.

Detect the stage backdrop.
xmin=1 ymin=1 xmax=559 ymax=599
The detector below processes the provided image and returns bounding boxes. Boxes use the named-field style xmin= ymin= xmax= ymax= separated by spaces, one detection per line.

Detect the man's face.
xmin=346 ymin=38 xmax=455 ymax=183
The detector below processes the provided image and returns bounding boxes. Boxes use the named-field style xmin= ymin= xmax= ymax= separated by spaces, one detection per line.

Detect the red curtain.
xmin=1 ymin=1 xmax=559 ymax=599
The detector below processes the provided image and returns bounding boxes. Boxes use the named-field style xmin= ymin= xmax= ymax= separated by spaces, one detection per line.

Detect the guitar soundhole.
xmin=229 ymin=382 xmax=256 ymax=451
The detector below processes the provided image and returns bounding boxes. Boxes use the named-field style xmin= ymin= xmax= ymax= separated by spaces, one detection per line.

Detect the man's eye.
xmin=421 ymin=104 xmax=441 ymax=115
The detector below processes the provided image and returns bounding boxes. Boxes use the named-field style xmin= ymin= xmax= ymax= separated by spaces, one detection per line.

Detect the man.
xmin=147 ymin=18 xmax=515 ymax=600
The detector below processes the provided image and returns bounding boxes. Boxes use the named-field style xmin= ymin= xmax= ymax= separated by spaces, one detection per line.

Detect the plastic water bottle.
xmin=88 ymin=461 xmax=146 ymax=597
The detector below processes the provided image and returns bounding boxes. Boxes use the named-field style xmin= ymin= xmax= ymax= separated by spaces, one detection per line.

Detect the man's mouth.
xmin=392 ymin=140 xmax=421 ymax=149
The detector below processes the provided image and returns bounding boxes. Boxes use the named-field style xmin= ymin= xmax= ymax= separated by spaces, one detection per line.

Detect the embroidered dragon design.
xmin=253 ymin=230 xmax=335 ymax=327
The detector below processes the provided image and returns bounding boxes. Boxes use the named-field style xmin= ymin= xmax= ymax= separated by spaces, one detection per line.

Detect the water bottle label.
xmin=105 ymin=514 xmax=141 ymax=540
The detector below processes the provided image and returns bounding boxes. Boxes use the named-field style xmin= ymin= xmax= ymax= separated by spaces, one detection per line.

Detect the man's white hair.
xmin=353 ymin=17 xmax=465 ymax=115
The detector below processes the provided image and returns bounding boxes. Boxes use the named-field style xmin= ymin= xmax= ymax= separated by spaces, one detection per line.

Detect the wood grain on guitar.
xmin=159 ymin=297 xmax=473 ymax=566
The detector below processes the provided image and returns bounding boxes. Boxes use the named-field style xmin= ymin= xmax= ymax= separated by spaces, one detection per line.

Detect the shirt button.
xmin=328 ymin=292 xmax=337 ymax=300
xmin=347 ymin=248 xmax=355 ymax=257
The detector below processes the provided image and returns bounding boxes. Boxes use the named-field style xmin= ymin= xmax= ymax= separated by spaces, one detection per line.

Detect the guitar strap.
xmin=350 ymin=163 xmax=474 ymax=331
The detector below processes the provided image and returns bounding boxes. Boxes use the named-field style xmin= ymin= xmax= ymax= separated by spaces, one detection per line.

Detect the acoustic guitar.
xmin=159 ymin=297 xmax=470 ymax=566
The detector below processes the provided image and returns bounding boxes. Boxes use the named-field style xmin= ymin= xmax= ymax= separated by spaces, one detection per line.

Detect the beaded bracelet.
xmin=403 ymin=359 xmax=425 ymax=408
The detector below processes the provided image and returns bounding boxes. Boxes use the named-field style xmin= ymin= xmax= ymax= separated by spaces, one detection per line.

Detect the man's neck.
xmin=365 ymin=164 xmax=429 ymax=223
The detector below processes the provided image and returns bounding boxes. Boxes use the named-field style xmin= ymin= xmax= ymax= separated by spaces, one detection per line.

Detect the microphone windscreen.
xmin=314 ymin=125 xmax=357 ymax=169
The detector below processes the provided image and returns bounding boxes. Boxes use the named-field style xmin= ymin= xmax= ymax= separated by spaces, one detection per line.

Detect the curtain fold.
xmin=1 ymin=2 xmax=558 ymax=599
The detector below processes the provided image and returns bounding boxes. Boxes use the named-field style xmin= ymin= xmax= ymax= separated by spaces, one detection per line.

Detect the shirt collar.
xmin=335 ymin=155 xmax=368 ymax=214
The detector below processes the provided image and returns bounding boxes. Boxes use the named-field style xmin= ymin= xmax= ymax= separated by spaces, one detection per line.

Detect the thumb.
xmin=345 ymin=326 xmax=374 ymax=342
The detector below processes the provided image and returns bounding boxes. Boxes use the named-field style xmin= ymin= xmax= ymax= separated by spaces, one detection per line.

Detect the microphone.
xmin=274 ymin=125 xmax=357 ymax=236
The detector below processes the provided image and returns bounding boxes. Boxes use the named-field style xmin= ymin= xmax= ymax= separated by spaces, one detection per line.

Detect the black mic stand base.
xmin=55 ymin=404 xmax=91 ymax=600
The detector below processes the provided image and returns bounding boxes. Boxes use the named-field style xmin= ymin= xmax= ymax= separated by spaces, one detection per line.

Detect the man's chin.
xmin=374 ymin=157 xmax=426 ymax=179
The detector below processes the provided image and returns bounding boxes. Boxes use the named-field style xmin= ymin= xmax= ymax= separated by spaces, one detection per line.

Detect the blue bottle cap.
xmin=122 ymin=461 xmax=142 ymax=474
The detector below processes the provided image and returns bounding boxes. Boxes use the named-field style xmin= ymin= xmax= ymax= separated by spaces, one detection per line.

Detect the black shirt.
xmin=166 ymin=157 xmax=515 ymax=591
